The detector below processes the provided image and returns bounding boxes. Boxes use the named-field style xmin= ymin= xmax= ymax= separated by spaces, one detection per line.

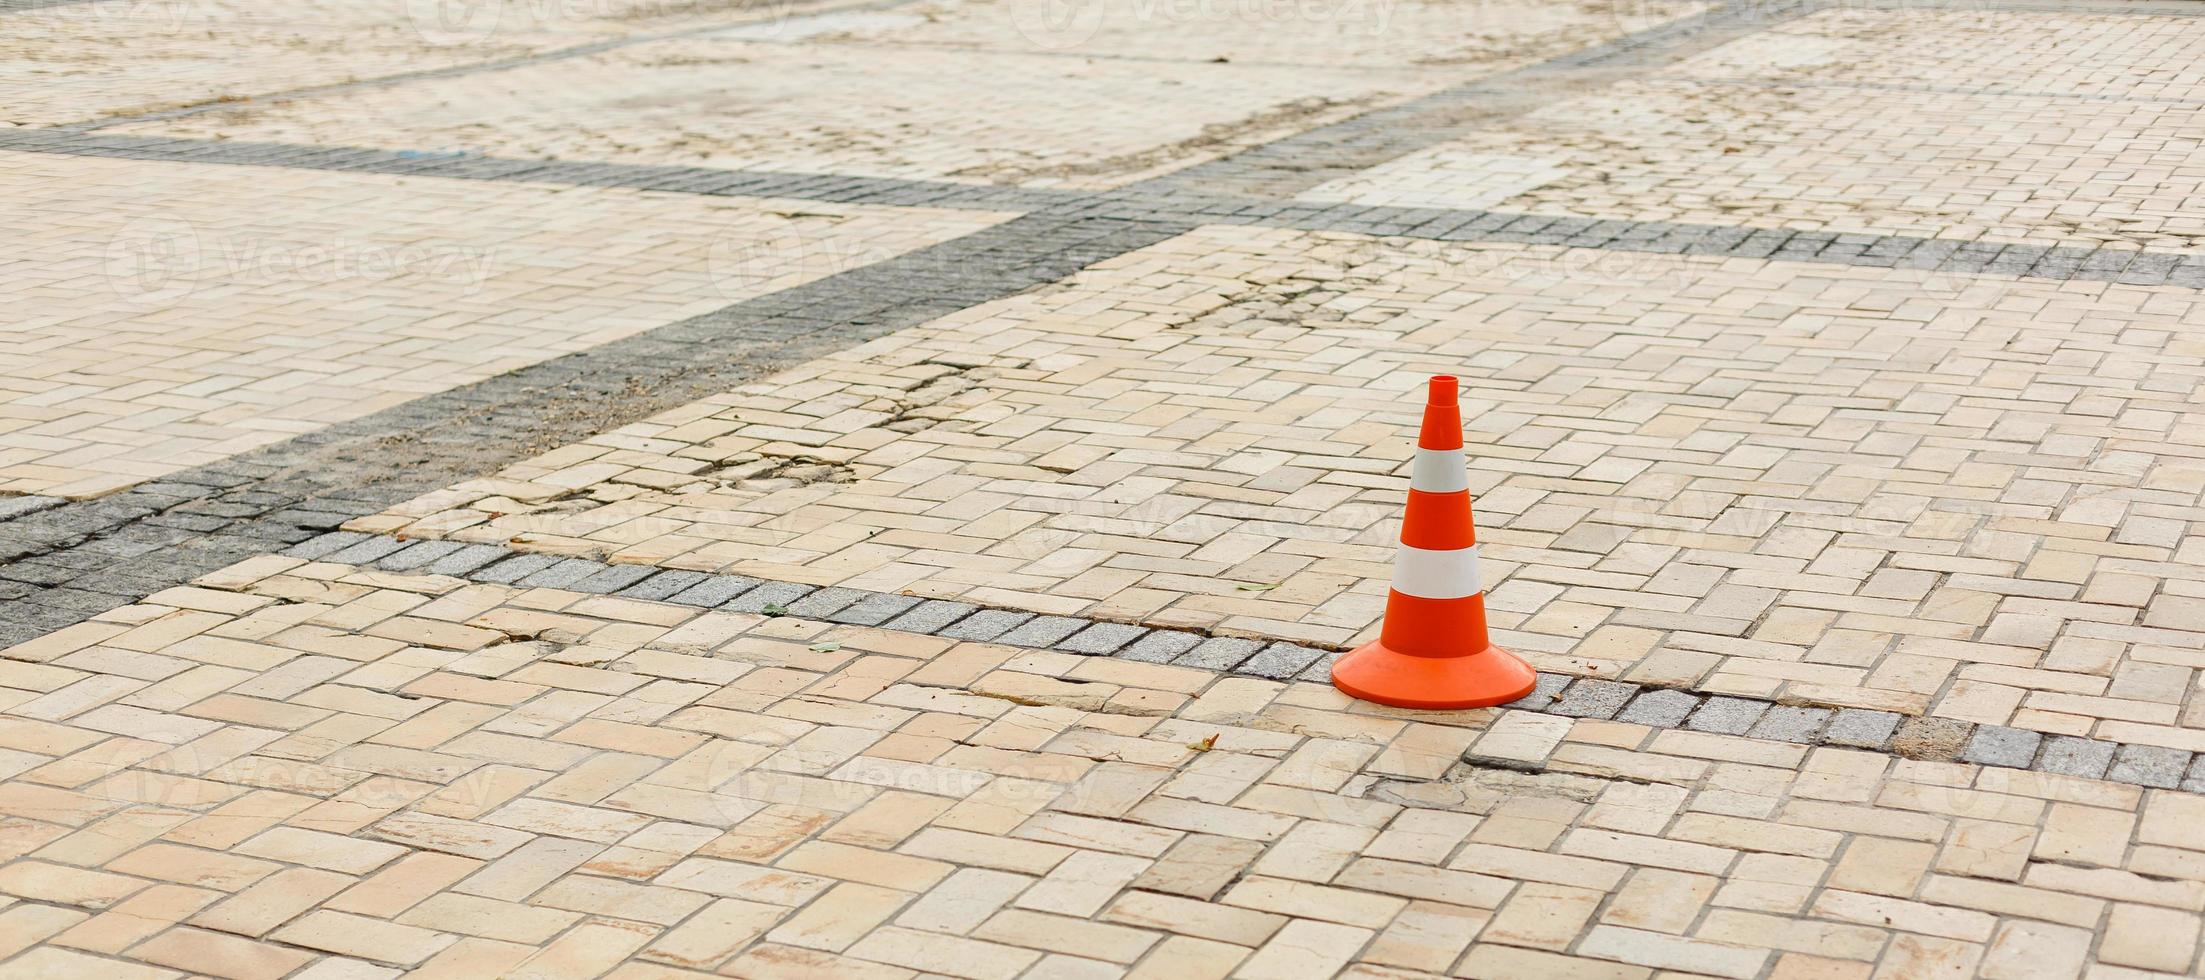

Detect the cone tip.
xmin=1427 ymin=375 xmax=1458 ymax=405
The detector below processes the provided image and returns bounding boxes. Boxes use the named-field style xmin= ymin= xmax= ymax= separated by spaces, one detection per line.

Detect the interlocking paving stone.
xmin=283 ymin=530 xmax=369 ymax=560
xmin=1961 ymin=725 xmax=2044 ymax=769
xmin=1615 ymin=689 xmax=1699 ymax=728
xmin=1055 ymin=623 xmax=1149 ymax=655
xmin=2037 ymin=736 xmax=2117 ymax=780
xmin=1824 ymin=709 xmax=1903 ymax=750
xmin=1513 ymin=673 xmax=1574 ymax=712
xmin=422 ymin=543 xmax=513 ymax=578
xmin=2109 ymin=744 xmax=2192 ymax=789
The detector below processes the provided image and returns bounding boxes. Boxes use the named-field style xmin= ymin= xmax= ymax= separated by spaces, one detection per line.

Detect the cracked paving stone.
xmin=1961 ymin=725 xmax=2042 ymax=769
xmin=1513 ymin=673 xmax=1573 ymax=712
xmin=1892 ymin=717 xmax=1974 ymax=762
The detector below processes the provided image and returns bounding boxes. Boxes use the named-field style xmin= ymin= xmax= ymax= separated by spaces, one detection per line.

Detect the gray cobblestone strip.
xmin=0 ymin=212 xmax=1190 ymax=648
xmin=1145 ymin=0 xmax=1827 ymax=199
xmin=279 ymin=532 xmax=2205 ymax=791
xmin=5 ymin=129 xmax=2193 ymax=287
xmin=0 ymin=131 xmax=1080 ymax=213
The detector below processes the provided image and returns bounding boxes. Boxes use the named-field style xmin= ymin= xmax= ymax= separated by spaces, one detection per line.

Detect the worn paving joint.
xmin=285 ymin=532 xmax=2205 ymax=794
xmin=0 ymin=213 xmax=1192 ymax=649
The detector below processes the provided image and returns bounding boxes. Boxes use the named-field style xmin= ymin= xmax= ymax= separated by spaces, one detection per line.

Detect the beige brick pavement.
xmin=0 ymin=559 xmax=2198 ymax=978
xmin=363 ymin=226 xmax=2205 ymax=746
xmin=115 ymin=0 xmax=1694 ymax=189
xmin=0 ymin=150 xmax=1002 ymax=498
xmin=1301 ymin=9 xmax=2205 ymax=250
xmin=0 ymin=0 xmax=816 ymax=129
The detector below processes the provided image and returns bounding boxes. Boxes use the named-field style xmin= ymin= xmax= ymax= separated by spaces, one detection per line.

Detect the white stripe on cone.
xmin=1410 ymin=448 xmax=1468 ymax=493
xmin=1392 ymin=543 xmax=1484 ymax=600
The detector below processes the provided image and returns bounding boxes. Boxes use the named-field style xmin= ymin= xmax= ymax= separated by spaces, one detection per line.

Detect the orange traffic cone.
xmin=1332 ymin=375 xmax=1536 ymax=709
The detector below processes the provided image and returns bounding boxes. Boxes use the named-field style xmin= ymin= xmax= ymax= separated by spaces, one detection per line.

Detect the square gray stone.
xmin=1513 ymin=673 xmax=1573 ymax=712
xmin=1823 ymin=709 xmax=1901 ymax=749
xmin=284 ymin=531 xmax=368 ymax=560
xmin=375 ymin=540 xmax=464 ymax=570
xmin=828 ymin=593 xmax=923 ymax=627
xmin=473 ymin=553 xmax=561 ymax=584
xmin=1960 ymin=725 xmax=2042 ymax=769
xmin=785 ymin=587 xmax=868 ymax=619
xmin=517 ymin=557 xmax=608 ymax=589
xmin=2108 ymin=744 xmax=2190 ymax=789
xmin=1686 ymin=696 xmax=1768 ymax=736
xmin=616 ymin=570 xmax=709 ymax=602
xmin=2036 ymin=736 xmax=2115 ymax=780
xmin=1119 ymin=630 xmax=1202 ymax=664
xmin=571 ymin=563 xmax=660 ymax=594
xmin=1056 ymin=623 xmax=1148 ymax=655
xmin=427 ymin=543 xmax=512 ymax=577
xmin=995 ymin=616 xmax=1086 ymax=648
xmin=1549 ymin=679 xmax=1637 ymax=720
xmin=937 ymin=609 xmax=1033 ymax=642
xmin=667 ymin=575 xmax=762 ymax=607
xmin=881 ymin=600 xmax=979 ymax=634
xmin=725 ymin=581 xmax=814 ymax=614
xmin=2182 ymin=755 xmax=2205 ymax=794
xmin=1616 ymin=689 xmax=1698 ymax=728
xmin=1294 ymin=649 xmax=1342 ymax=683
xmin=326 ymin=535 xmax=412 ymax=565
xmin=1175 ymin=637 xmax=1262 ymax=670
xmin=1749 ymin=706 xmax=1832 ymax=744
xmin=1235 ymin=642 xmax=1324 ymax=680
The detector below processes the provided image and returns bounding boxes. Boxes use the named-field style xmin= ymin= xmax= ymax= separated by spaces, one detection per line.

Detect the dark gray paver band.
xmin=271 ymin=531 xmax=2205 ymax=793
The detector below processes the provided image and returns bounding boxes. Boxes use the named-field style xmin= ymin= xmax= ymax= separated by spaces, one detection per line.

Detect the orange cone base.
xmin=1331 ymin=640 xmax=1537 ymax=710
